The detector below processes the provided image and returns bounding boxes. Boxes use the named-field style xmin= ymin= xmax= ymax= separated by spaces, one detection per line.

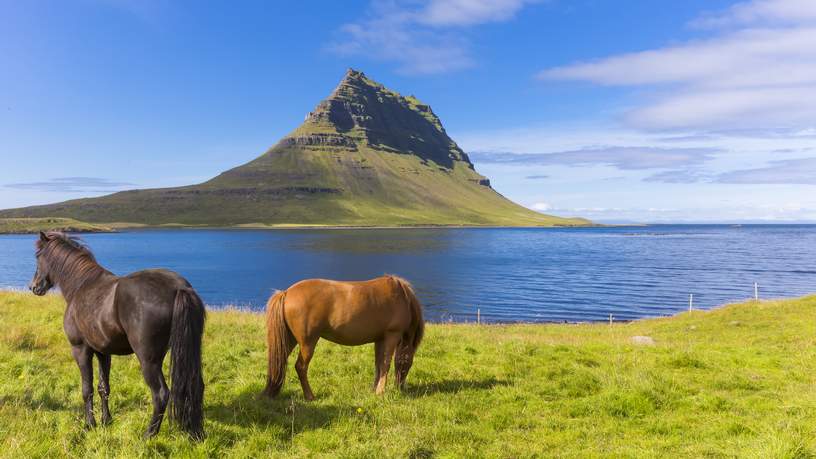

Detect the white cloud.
xmin=716 ymin=157 xmax=816 ymax=184
xmin=329 ymin=0 xmax=537 ymax=74
xmin=4 ymin=177 xmax=136 ymax=192
xmin=531 ymin=201 xmax=552 ymax=211
xmin=538 ymin=0 xmax=816 ymax=130
xmin=419 ymin=0 xmax=534 ymax=26
xmin=469 ymin=146 xmax=720 ymax=170
xmin=330 ymin=18 xmax=473 ymax=75
xmin=692 ymin=0 xmax=816 ymax=28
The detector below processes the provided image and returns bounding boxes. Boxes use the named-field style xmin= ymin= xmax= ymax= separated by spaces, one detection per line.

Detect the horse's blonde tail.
xmin=263 ymin=290 xmax=293 ymax=398
xmin=392 ymin=277 xmax=425 ymax=350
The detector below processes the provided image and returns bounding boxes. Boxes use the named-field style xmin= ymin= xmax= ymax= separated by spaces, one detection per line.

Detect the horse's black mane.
xmin=37 ymin=231 xmax=94 ymax=257
xmin=36 ymin=232 xmax=111 ymax=299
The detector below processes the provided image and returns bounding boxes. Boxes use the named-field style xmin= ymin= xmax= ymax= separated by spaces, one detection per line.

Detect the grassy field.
xmin=0 ymin=218 xmax=113 ymax=234
xmin=1 ymin=291 xmax=815 ymax=458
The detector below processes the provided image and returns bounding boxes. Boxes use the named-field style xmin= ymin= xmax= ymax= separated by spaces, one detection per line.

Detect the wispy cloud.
xmin=534 ymin=204 xmax=816 ymax=223
xmin=538 ymin=0 xmax=816 ymax=130
xmin=419 ymin=0 xmax=535 ymax=26
xmin=469 ymin=146 xmax=720 ymax=170
xmin=329 ymin=0 xmax=538 ymax=74
xmin=5 ymin=177 xmax=136 ymax=192
xmin=642 ymin=157 xmax=816 ymax=185
xmin=691 ymin=0 xmax=816 ymax=28
xmin=530 ymin=201 xmax=552 ymax=211
xmin=525 ymin=174 xmax=549 ymax=180
xmin=716 ymin=157 xmax=816 ymax=184
xmin=643 ymin=169 xmax=710 ymax=184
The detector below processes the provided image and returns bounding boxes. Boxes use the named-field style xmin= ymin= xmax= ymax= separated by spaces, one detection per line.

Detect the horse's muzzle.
xmin=30 ymin=284 xmax=46 ymax=296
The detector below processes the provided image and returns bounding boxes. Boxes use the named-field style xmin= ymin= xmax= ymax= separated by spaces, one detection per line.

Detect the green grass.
xmin=0 ymin=218 xmax=113 ymax=234
xmin=2 ymin=291 xmax=815 ymax=457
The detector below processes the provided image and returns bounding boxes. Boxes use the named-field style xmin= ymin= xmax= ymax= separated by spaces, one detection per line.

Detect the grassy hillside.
xmin=0 ymin=218 xmax=113 ymax=234
xmin=0 ymin=146 xmax=588 ymax=228
xmin=0 ymin=70 xmax=589 ymax=228
xmin=2 ymin=291 xmax=815 ymax=457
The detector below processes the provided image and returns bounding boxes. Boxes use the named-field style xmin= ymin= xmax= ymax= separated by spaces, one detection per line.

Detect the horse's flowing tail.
xmin=170 ymin=288 xmax=206 ymax=440
xmin=392 ymin=277 xmax=425 ymax=350
xmin=264 ymin=290 xmax=294 ymax=398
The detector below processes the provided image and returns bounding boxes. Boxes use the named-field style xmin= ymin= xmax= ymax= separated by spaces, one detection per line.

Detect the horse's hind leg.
xmin=96 ymin=353 xmax=112 ymax=425
xmin=394 ymin=341 xmax=413 ymax=390
xmin=375 ymin=333 xmax=401 ymax=395
xmin=139 ymin=359 xmax=169 ymax=438
xmin=295 ymin=338 xmax=318 ymax=401
xmin=71 ymin=344 xmax=96 ymax=429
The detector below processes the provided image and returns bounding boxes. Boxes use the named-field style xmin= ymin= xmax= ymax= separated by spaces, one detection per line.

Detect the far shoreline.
xmin=6 ymin=221 xmax=816 ymax=235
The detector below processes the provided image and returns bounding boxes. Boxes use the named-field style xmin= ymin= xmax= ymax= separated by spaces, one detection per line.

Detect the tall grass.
xmin=1 ymin=291 xmax=815 ymax=457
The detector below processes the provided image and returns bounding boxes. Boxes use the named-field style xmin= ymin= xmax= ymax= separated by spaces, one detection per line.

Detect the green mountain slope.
xmin=0 ymin=70 xmax=589 ymax=227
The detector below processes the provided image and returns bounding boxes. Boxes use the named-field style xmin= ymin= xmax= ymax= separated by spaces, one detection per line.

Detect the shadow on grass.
xmin=402 ymin=377 xmax=510 ymax=398
xmin=206 ymin=387 xmax=346 ymax=434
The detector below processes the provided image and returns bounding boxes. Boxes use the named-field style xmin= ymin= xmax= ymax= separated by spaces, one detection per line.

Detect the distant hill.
xmin=0 ymin=218 xmax=112 ymax=234
xmin=0 ymin=69 xmax=589 ymax=227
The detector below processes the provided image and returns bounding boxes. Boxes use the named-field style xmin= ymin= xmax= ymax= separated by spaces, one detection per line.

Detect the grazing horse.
xmin=29 ymin=231 xmax=205 ymax=439
xmin=263 ymin=275 xmax=424 ymax=400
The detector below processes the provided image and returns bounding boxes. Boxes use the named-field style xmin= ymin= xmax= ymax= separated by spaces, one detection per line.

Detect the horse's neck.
xmin=56 ymin=259 xmax=115 ymax=303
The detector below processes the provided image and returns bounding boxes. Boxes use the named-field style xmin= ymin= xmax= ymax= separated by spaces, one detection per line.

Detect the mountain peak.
xmin=0 ymin=69 xmax=589 ymax=227
xmin=342 ymin=67 xmax=366 ymax=81
xmin=295 ymin=69 xmax=470 ymax=169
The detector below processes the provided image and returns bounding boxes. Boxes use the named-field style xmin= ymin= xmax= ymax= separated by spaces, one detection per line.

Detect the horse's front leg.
xmin=71 ymin=344 xmax=96 ymax=429
xmin=372 ymin=340 xmax=384 ymax=391
xmin=96 ymin=353 xmax=112 ymax=425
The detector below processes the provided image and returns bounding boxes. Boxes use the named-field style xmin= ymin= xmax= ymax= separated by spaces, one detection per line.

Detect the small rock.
xmin=730 ymin=321 xmax=741 ymax=326
xmin=631 ymin=336 xmax=655 ymax=346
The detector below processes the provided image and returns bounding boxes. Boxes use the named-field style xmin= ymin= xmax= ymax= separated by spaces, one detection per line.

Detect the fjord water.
xmin=1 ymin=226 xmax=814 ymax=323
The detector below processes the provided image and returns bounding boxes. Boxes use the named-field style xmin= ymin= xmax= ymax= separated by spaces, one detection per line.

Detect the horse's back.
xmin=115 ymin=269 xmax=194 ymax=351
xmin=283 ymin=276 xmax=412 ymax=345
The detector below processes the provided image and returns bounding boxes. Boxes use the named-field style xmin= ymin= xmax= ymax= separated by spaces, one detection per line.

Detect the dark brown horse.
xmin=29 ymin=232 xmax=205 ymax=439
xmin=263 ymin=275 xmax=424 ymax=400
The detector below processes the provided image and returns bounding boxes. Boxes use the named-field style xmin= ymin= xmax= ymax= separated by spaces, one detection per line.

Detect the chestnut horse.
xmin=29 ymin=232 xmax=205 ymax=439
xmin=263 ymin=275 xmax=424 ymax=400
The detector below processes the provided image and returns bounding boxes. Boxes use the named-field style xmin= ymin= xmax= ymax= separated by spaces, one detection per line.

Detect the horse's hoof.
xmin=101 ymin=416 xmax=112 ymax=426
xmin=142 ymin=430 xmax=158 ymax=440
xmin=304 ymin=394 xmax=315 ymax=402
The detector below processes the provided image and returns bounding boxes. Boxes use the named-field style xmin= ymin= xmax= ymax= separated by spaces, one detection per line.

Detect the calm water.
xmin=1 ymin=226 xmax=814 ymax=323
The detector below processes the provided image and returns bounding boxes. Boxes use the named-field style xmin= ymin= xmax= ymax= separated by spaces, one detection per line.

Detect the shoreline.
xmin=0 ymin=222 xmax=609 ymax=235
xmin=4 ymin=288 xmax=803 ymax=326
xmin=6 ymin=221 xmax=816 ymax=235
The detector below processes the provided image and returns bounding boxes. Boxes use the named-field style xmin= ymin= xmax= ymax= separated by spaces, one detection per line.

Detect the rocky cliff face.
xmin=0 ymin=69 xmax=588 ymax=227
xmin=290 ymin=69 xmax=475 ymax=171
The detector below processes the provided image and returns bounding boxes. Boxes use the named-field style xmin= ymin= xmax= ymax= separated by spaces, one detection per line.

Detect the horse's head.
xmin=30 ymin=231 xmax=54 ymax=296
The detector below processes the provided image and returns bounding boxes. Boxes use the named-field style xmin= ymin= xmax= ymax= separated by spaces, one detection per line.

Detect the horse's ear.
xmin=39 ymin=231 xmax=49 ymax=242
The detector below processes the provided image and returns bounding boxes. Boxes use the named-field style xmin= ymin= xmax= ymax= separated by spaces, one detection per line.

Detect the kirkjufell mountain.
xmin=0 ymin=70 xmax=588 ymax=227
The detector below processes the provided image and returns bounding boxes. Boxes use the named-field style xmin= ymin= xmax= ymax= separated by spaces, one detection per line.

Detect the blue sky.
xmin=2 ymin=0 xmax=815 ymax=223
